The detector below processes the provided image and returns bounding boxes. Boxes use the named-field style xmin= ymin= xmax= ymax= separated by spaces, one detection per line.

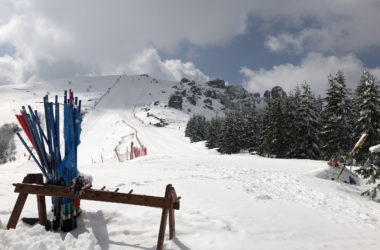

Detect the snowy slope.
xmin=0 ymin=75 xmax=380 ymax=249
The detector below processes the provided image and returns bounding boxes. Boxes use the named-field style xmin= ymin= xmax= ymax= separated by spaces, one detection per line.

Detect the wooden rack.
xmin=7 ymin=173 xmax=180 ymax=250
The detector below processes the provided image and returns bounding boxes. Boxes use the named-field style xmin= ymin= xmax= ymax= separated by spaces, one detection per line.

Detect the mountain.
xmin=0 ymin=74 xmax=286 ymax=164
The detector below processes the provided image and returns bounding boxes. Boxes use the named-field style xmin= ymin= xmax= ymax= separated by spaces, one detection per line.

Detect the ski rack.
xmin=7 ymin=173 xmax=181 ymax=250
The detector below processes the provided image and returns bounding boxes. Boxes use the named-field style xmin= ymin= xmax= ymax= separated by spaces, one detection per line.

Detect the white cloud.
xmin=0 ymin=0 xmax=253 ymax=84
xmin=124 ymin=48 xmax=209 ymax=83
xmin=241 ymin=53 xmax=369 ymax=96
xmin=0 ymin=0 xmax=379 ymax=85
xmin=164 ymin=59 xmax=209 ymax=83
xmin=260 ymin=0 xmax=380 ymax=53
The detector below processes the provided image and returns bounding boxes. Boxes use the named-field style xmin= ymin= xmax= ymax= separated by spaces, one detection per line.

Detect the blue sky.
xmin=160 ymin=18 xmax=305 ymax=84
xmin=0 ymin=0 xmax=380 ymax=95
xmin=162 ymin=21 xmax=380 ymax=85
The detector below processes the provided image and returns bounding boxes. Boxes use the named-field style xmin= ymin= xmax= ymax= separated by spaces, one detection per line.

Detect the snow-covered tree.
xmin=259 ymin=101 xmax=274 ymax=156
xmin=294 ymin=83 xmax=321 ymax=159
xmin=218 ymin=112 xmax=241 ymax=154
xmin=206 ymin=116 xmax=223 ymax=149
xmin=243 ymin=104 xmax=261 ymax=152
xmin=320 ymin=71 xmax=354 ymax=160
xmin=281 ymin=89 xmax=300 ymax=158
xmin=269 ymin=96 xmax=287 ymax=158
xmin=354 ymin=71 xmax=380 ymax=162
xmin=185 ymin=114 xmax=209 ymax=142
xmin=356 ymin=145 xmax=380 ymax=201
xmin=0 ymin=123 xmax=19 ymax=164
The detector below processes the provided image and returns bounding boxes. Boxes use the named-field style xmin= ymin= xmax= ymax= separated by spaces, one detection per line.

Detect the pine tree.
xmin=243 ymin=104 xmax=261 ymax=153
xmin=233 ymin=111 xmax=246 ymax=150
xmin=218 ymin=112 xmax=241 ymax=154
xmin=282 ymin=90 xmax=299 ymax=158
xmin=354 ymin=71 xmax=380 ymax=163
xmin=206 ymin=116 xmax=223 ymax=149
xmin=288 ymin=86 xmax=305 ymax=158
xmin=270 ymin=96 xmax=287 ymax=158
xmin=294 ymin=83 xmax=321 ymax=159
xmin=320 ymin=71 xmax=354 ymax=160
xmin=356 ymin=147 xmax=380 ymax=201
xmin=185 ymin=114 xmax=209 ymax=142
xmin=259 ymin=101 xmax=274 ymax=157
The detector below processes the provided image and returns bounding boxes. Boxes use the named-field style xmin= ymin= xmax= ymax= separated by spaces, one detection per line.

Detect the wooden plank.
xmin=35 ymin=175 xmax=47 ymax=227
xmin=7 ymin=173 xmax=43 ymax=229
xmin=36 ymin=195 xmax=47 ymax=227
xmin=168 ymin=187 xmax=175 ymax=240
xmin=14 ymin=183 xmax=180 ymax=210
xmin=168 ymin=204 xmax=175 ymax=240
xmin=7 ymin=193 xmax=28 ymax=229
xmin=157 ymin=185 xmax=171 ymax=250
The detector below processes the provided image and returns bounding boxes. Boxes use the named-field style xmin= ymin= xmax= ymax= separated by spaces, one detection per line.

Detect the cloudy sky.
xmin=1 ymin=0 xmax=380 ymax=95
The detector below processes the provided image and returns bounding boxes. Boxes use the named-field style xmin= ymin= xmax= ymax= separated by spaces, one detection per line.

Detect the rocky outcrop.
xmin=168 ymin=94 xmax=183 ymax=110
xmin=206 ymin=79 xmax=226 ymax=89
xmin=168 ymin=78 xmax=287 ymax=115
xmin=263 ymin=86 xmax=287 ymax=101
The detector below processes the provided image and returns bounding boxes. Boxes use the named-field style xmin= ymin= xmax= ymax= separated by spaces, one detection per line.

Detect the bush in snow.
xmin=0 ymin=123 xmax=20 ymax=164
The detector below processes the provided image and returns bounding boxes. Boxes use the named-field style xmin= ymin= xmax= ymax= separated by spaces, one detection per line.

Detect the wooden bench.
xmin=7 ymin=173 xmax=180 ymax=250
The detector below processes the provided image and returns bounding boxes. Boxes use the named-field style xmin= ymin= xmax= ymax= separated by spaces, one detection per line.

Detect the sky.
xmin=0 ymin=0 xmax=380 ymax=96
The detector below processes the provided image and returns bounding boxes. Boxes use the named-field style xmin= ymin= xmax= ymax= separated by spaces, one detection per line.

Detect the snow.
xmin=1 ymin=224 xmax=100 ymax=250
xmin=0 ymin=75 xmax=380 ymax=249
xmin=369 ymin=144 xmax=380 ymax=153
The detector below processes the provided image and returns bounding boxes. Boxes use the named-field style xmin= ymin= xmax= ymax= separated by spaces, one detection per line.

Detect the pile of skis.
xmin=15 ymin=90 xmax=82 ymax=232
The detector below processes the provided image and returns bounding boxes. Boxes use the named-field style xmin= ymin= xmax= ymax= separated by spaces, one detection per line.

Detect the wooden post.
xmin=157 ymin=184 xmax=171 ymax=250
xmin=7 ymin=174 xmax=42 ymax=229
xmin=168 ymin=187 xmax=175 ymax=240
xmin=35 ymin=174 xmax=47 ymax=227
xmin=7 ymin=193 xmax=28 ymax=229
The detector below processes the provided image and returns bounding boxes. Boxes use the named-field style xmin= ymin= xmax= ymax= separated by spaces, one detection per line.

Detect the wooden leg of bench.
xmin=37 ymin=195 xmax=47 ymax=227
xmin=169 ymin=206 xmax=175 ymax=240
xmin=6 ymin=174 xmax=42 ymax=229
xmin=157 ymin=207 xmax=168 ymax=250
xmin=34 ymin=173 xmax=47 ymax=227
xmin=157 ymin=184 xmax=171 ymax=250
xmin=7 ymin=193 xmax=28 ymax=229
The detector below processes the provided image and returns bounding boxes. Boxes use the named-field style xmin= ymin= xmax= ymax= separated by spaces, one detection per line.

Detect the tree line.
xmin=185 ymin=70 xmax=380 ymax=199
xmin=186 ymin=70 xmax=380 ymax=160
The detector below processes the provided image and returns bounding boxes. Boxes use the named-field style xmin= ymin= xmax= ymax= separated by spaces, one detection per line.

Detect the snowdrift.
xmin=315 ymin=165 xmax=360 ymax=185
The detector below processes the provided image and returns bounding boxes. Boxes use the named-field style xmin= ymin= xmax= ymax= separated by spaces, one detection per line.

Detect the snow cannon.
xmin=15 ymin=89 xmax=83 ymax=232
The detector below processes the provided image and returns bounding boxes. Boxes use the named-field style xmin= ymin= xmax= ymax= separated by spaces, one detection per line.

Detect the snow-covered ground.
xmin=0 ymin=75 xmax=380 ymax=249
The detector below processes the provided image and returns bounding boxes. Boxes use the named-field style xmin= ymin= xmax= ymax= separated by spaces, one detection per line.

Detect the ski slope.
xmin=0 ymin=75 xmax=380 ymax=249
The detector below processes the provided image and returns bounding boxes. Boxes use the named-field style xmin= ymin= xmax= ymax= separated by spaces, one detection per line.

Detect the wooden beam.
xmin=7 ymin=173 xmax=44 ymax=229
xmin=35 ymin=175 xmax=47 ymax=228
xmin=168 ymin=186 xmax=175 ymax=240
xmin=13 ymin=183 xmax=180 ymax=210
xmin=157 ymin=184 xmax=171 ymax=250
xmin=36 ymin=195 xmax=47 ymax=227
xmin=7 ymin=193 xmax=28 ymax=229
